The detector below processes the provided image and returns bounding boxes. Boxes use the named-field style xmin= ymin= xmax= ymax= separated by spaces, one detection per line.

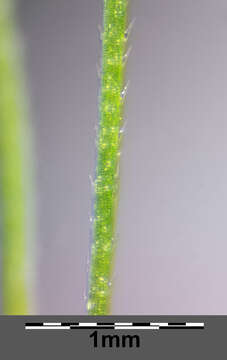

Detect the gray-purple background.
xmin=17 ymin=0 xmax=227 ymax=314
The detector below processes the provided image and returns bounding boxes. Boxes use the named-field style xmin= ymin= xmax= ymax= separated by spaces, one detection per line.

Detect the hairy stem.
xmin=0 ymin=0 xmax=32 ymax=314
xmin=87 ymin=0 xmax=128 ymax=315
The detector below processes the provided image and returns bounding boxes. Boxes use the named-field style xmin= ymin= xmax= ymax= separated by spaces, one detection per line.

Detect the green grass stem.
xmin=87 ymin=0 xmax=128 ymax=315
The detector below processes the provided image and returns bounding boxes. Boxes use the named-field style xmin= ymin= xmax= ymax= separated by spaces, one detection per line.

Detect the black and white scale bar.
xmin=25 ymin=322 xmax=204 ymax=330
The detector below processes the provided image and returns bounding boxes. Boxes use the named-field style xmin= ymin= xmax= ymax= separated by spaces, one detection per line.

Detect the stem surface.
xmin=87 ymin=0 xmax=128 ymax=315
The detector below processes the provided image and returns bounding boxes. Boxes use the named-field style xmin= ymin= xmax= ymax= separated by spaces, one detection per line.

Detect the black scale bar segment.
xmin=160 ymin=326 xmax=204 ymax=330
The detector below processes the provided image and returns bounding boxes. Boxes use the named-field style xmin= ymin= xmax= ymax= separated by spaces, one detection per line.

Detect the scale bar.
xmin=25 ymin=322 xmax=204 ymax=331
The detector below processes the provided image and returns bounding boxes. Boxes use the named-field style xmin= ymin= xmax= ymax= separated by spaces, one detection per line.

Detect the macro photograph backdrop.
xmin=1 ymin=0 xmax=227 ymax=314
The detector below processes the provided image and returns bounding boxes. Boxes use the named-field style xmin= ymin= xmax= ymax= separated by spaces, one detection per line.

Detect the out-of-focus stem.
xmin=0 ymin=0 xmax=32 ymax=314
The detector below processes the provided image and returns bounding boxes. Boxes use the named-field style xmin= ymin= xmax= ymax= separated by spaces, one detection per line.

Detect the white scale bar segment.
xmin=25 ymin=326 xmax=70 ymax=330
xmin=43 ymin=323 xmax=61 ymax=326
xmin=79 ymin=323 xmax=97 ymax=327
xmin=186 ymin=323 xmax=204 ymax=327
xmin=115 ymin=326 xmax=159 ymax=330
xmin=115 ymin=323 xmax=132 ymax=326
xmin=150 ymin=323 xmax=168 ymax=326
